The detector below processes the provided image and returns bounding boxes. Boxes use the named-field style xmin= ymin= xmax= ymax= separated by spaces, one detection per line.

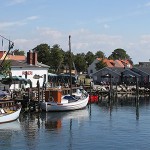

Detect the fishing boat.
xmin=40 ymin=36 xmax=89 ymax=111
xmin=40 ymin=89 xmax=89 ymax=112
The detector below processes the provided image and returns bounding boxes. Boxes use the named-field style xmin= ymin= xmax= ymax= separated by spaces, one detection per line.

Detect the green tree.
xmin=49 ymin=44 xmax=64 ymax=73
xmin=63 ymin=51 xmax=75 ymax=72
xmin=108 ymin=48 xmax=130 ymax=60
xmin=0 ymin=60 xmax=11 ymax=77
xmin=33 ymin=43 xmax=51 ymax=66
xmin=95 ymin=50 xmax=105 ymax=58
xmin=11 ymin=49 xmax=25 ymax=55
xmin=95 ymin=59 xmax=107 ymax=70
xmin=74 ymin=53 xmax=87 ymax=73
xmin=85 ymin=51 xmax=95 ymax=66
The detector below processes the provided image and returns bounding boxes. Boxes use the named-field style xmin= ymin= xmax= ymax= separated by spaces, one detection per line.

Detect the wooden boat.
xmin=0 ymin=100 xmax=21 ymax=123
xmin=0 ymin=90 xmax=21 ymax=124
xmin=40 ymin=36 xmax=89 ymax=112
xmin=40 ymin=89 xmax=89 ymax=112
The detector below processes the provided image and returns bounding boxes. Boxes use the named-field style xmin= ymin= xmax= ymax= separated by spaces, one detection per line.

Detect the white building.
xmin=10 ymin=51 xmax=49 ymax=88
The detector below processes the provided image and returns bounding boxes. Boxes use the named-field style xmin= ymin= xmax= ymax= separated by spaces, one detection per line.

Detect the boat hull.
xmin=40 ymin=95 xmax=89 ymax=112
xmin=0 ymin=108 xmax=21 ymax=124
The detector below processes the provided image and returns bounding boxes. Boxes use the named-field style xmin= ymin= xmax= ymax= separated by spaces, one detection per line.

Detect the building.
xmin=0 ymin=50 xmax=49 ymax=88
xmin=87 ymin=58 xmax=132 ymax=76
xmin=92 ymin=66 xmax=150 ymax=87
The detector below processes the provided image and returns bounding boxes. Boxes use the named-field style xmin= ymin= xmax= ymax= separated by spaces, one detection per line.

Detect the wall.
xmin=11 ymin=67 xmax=48 ymax=88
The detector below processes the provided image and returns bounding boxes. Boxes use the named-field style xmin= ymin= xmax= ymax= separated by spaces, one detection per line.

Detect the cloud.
xmin=0 ymin=16 xmax=39 ymax=29
xmin=144 ymin=2 xmax=150 ymax=7
xmin=104 ymin=24 xmax=110 ymax=29
xmin=140 ymin=35 xmax=150 ymax=44
xmin=8 ymin=0 xmax=26 ymax=5
xmin=13 ymin=27 xmax=150 ymax=64
xmin=36 ymin=27 xmax=62 ymax=39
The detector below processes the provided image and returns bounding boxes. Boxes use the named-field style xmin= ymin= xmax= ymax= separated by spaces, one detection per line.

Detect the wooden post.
xmin=37 ymin=80 xmax=40 ymax=111
xmin=136 ymin=76 xmax=139 ymax=96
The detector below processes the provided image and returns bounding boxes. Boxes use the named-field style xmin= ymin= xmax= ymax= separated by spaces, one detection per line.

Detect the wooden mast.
xmin=69 ymin=35 xmax=72 ymax=95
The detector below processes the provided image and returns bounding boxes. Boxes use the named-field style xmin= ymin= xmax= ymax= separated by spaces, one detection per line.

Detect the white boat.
xmin=40 ymin=90 xmax=89 ymax=112
xmin=40 ymin=36 xmax=89 ymax=112
xmin=0 ymin=100 xmax=21 ymax=123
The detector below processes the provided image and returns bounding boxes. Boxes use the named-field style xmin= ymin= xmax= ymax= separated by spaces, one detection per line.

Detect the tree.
xmin=95 ymin=59 xmax=107 ymax=71
xmin=33 ymin=43 xmax=51 ymax=66
xmin=108 ymin=48 xmax=130 ymax=60
xmin=95 ymin=50 xmax=105 ymax=58
xmin=74 ymin=53 xmax=87 ymax=73
xmin=11 ymin=49 xmax=25 ymax=55
xmin=85 ymin=51 xmax=95 ymax=66
xmin=0 ymin=60 xmax=11 ymax=77
xmin=63 ymin=50 xmax=75 ymax=72
xmin=49 ymin=44 xmax=64 ymax=73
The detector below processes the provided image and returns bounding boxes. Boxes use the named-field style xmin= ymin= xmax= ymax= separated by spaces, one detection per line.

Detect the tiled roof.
xmin=7 ymin=55 xmax=26 ymax=61
xmin=97 ymin=58 xmax=132 ymax=68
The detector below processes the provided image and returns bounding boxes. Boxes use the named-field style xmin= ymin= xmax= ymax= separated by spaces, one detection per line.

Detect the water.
xmin=1 ymin=95 xmax=150 ymax=150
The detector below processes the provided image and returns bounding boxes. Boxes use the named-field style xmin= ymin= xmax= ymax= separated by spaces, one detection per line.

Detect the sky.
xmin=0 ymin=0 xmax=150 ymax=64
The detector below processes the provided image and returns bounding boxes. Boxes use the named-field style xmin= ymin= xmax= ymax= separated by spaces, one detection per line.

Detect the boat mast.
xmin=69 ymin=35 xmax=72 ymax=95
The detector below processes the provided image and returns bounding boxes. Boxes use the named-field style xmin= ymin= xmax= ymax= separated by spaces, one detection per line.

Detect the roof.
xmin=7 ymin=55 xmax=26 ymax=61
xmin=0 ymin=60 xmax=50 ymax=69
xmin=96 ymin=58 xmax=132 ymax=68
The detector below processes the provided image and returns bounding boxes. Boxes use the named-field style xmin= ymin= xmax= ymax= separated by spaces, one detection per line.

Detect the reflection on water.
xmin=1 ymin=95 xmax=150 ymax=150
xmin=40 ymin=109 xmax=89 ymax=130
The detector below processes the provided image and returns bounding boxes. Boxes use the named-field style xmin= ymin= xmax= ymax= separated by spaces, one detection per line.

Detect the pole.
xmin=69 ymin=35 xmax=72 ymax=95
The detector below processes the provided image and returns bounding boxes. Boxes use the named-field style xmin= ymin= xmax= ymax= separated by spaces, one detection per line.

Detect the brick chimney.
xmin=32 ymin=51 xmax=37 ymax=65
xmin=27 ymin=50 xmax=37 ymax=65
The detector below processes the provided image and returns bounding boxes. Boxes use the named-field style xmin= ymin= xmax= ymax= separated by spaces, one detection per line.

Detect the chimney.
xmin=32 ymin=52 xmax=37 ymax=65
xmin=27 ymin=50 xmax=33 ymax=65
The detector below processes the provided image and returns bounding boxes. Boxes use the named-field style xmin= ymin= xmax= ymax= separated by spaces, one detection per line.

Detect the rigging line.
xmin=0 ymin=34 xmax=14 ymax=43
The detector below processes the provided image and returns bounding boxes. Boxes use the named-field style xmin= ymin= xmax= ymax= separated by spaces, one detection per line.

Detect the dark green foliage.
xmin=0 ymin=60 xmax=11 ymax=77
xmin=33 ymin=43 xmax=51 ymax=66
xmin=74 ymin=53 xmax=87 ymax=73
xmin=108 ymin=48 xmax=129 ymax=60
xmin=95 ymin=50 xmax=105 ymax=58
xmin=11 ymin=49 xmax=25 ymax=55
xmin=85 ymin=51 xmax=95 ymax=66
xmin=49 ymin=44 xmax=64 ymax=73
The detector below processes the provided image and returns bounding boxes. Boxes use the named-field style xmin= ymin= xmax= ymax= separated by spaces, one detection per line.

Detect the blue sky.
xmin=1 ymin=0 xmax=150 ymax=64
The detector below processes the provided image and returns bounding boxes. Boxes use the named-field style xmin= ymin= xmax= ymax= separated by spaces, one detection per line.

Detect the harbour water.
xmin=1 ymin=95 xmax=150 ymax=150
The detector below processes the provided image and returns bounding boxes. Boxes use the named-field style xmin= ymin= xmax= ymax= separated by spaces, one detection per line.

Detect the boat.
xmin=0 ymin=36 xmax=22 ymax=123
xmin=0 ymin=99 xmax=21 ymax=123
xmin=0 ymin=90 xmax=21 ymax=123
xmin=40 ymin=89 xmax=89 ymax=112
xmin=40 ymin=36 xmax=89 ymax=112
